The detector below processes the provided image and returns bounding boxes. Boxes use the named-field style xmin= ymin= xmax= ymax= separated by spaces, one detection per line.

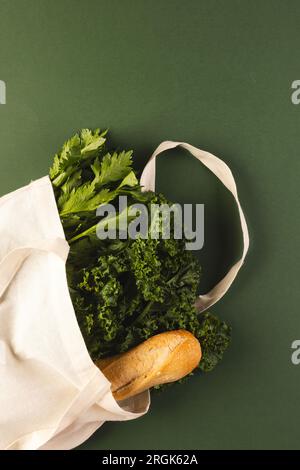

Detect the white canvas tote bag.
xmin=0 ymin=141 xmax=249 ymax=450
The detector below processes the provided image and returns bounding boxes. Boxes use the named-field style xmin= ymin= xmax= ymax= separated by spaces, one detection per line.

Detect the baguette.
xmin=95 ymin=330 xmax=201 ymax=401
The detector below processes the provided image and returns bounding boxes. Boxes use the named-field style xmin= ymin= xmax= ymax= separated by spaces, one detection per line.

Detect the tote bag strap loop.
xmin=140 ymin=140 xmax=249 ymax=312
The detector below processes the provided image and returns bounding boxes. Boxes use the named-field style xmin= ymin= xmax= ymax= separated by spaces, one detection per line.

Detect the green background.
xmin=0 ymin=0 xmax=299 ymax=450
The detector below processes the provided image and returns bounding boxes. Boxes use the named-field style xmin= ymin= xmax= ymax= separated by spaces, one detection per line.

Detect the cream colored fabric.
xmin=1 ymin=141 xmax=248 ymax=450
xmin=140 ymin=141 xmax=249 ymax=312
xmin=0 ymin=176 xmax=149 ymax=450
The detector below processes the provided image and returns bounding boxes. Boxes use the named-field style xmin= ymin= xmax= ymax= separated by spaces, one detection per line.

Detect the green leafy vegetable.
xmin=50 ymin=129 xmax=231 ymax=387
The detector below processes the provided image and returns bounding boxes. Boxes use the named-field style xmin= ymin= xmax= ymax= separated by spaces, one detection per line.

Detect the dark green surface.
xmin=0 ymin=0 xmax=299 ymax=450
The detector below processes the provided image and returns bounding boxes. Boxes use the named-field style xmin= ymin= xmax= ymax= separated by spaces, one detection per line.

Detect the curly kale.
xmin=50 ymin=129 xmax=231 ymax=386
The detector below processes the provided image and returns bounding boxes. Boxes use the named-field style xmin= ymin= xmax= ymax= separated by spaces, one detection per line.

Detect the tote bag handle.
xmin=140 ymin=141 xmax=249 ymax=312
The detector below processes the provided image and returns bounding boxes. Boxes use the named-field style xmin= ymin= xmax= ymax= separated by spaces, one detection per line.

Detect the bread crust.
xmin=96 ymin=330 xmax=201 ymax=401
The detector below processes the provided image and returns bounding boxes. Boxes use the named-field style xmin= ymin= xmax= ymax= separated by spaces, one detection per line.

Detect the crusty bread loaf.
xmin=95 ymin=330 xmax=201 ymax=401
